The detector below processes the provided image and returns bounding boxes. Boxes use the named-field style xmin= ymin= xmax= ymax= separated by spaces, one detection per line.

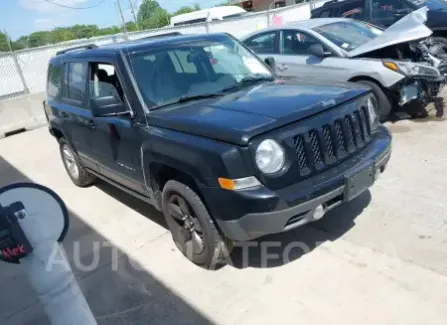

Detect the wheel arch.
xmin=349 ymin=75 xmax=384 ymax=87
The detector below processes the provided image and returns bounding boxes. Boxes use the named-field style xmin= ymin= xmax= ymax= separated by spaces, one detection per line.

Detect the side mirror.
xmin=308 ymin=43 xmax=332 ymax=57
xmin=91 ymin=96 xmax=132 ymax=118
xmin=264 ymin=57 xmax=276 ymax=71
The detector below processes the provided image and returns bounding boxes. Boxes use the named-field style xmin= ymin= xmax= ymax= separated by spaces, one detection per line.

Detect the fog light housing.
xmin=313 ymin=204 xmax=325 ymax=221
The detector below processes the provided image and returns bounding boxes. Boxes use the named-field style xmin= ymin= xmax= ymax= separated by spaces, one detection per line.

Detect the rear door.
xmin=59 ymin=60 xmax=98 ymax=171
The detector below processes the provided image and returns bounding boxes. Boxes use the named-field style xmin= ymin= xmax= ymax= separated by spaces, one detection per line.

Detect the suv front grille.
xmin=292 ymin=105 xmax=371 ymax=177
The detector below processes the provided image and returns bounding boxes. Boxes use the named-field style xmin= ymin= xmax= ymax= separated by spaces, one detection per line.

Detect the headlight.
xmin=255 ymin=139 xmax=285 ymax=174
xmin=367 ymin=96 xmax=378 ymax=127
xmin=383 ymin=60 xmax=440 ymax=77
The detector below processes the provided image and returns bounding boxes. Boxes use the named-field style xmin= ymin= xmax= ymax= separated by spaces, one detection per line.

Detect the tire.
xmin=162 ymin=180 xmax=233 ymax=269
xmin=355 ymin=80 xmax=392 ymax=123
xmin=59 ymin=138 xmax=95 ymax=187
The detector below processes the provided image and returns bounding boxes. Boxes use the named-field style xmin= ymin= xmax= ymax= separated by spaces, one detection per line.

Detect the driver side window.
xmin=88 ymin=62 xmax=124 ymax=106
xmin=280 ymin=30 xmax=330 ymax=56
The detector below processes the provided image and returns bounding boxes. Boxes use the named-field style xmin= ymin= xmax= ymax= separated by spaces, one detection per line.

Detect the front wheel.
xmin=355 ymin=80 xmax=392 ymax=123
xmin=162 ymin=180 xmax=233 ymax=269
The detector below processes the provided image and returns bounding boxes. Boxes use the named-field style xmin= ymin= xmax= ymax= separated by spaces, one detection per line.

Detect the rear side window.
xmin=244 ymin=32 xmax=278 ymax=54
xmin=62 ymin=62 xmax=87 ymax=106
xmin=47 ymin=63 xmax=63 ymax=98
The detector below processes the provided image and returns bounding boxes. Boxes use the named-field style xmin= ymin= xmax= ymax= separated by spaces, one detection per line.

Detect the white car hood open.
xmin=348 ymin=7 xmax=432 ymax=58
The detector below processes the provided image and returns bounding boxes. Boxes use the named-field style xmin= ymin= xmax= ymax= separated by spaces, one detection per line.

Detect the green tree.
xmin=125 ymin=21 xmax=138 ymax=32
xmin=98 ymin=26 xmax=121 ymax=36
xmin=52 ymin=28 xmax=75 ymax=43
xmin=0 ymin=32 xmax=9 ymax=52
xmin=16 ymin=36 xmax=30 ymax=49
xmin=138 ymin=0 xmax=170 ymax=29
xmin=27 ymin=31 xmax=52 ymax=47
xmin=137 ymin=0 xmax=162 ymax=22
xmin=140 ymin=7 xmax=170 ymax=29
xmin=216 ymin=1 xmax=234 ymax=6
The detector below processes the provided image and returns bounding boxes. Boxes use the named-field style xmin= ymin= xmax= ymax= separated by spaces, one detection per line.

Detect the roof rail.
xmin=56 ymin=44 xmax=98 ymax=56
xmin=138 ymin=32 xmax=182 ymax=40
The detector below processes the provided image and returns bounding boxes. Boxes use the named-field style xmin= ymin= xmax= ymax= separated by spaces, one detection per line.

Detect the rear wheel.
xmin=355 ymin=80 xmax=392 ymax=123
xmin=59 ymin=138 xmax=95 ymax=187
xmin=162 ymin=180 xmax=232 ymax=269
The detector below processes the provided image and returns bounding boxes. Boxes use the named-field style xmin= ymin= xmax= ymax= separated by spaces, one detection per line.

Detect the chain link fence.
xmin=0 ymin=0 xmax=326 ymax=101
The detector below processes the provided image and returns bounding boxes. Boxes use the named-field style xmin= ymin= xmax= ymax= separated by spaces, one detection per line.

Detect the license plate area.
xmin=344 ymin=163 xmax=375 ymax=201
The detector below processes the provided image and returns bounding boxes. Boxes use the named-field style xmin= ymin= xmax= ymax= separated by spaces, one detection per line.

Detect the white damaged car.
xmin=242 ymin=7 xmax=446 ymax=121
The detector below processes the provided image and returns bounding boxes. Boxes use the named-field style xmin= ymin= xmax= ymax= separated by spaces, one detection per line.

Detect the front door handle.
xmin=277 ymin=64 xmax=288 ymax=71
xmin=60 ymin=111 xmax=69 ymax=119
xmin=87 ymin=120 xmax=97 ymax=129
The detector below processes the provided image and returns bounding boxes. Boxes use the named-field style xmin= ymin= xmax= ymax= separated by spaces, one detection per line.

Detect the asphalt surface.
xmin=1 ymin=91 xmax=447 ymax=324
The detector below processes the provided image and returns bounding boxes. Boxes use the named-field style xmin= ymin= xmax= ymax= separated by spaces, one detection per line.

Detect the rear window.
xmin=62 ymin=62 xmax=87 ymax=106
xmin=223 ymin=13 xmax=246 ymax=20
xmin=47 ymin=63 xmax=63 ymax=99
xmin=173 ymin=18 xmax=207 ymax=26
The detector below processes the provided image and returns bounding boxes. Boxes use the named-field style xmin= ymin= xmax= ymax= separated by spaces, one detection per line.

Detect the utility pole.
xmin=115 ymin=0 xmax=128 ymax=37
xmin=4 ymin=29 xmax=29 ymax=94
xmin=128 ymin=0 xmax=139 ymax=30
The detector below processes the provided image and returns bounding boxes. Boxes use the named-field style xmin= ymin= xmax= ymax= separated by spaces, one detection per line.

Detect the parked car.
xmin=311 ymin=0 xmax=447 ymax=51
xmin=44 ymin=32 xmax=391 ymax=268
xmin=242 ymin=10 xmax=446 ymax=121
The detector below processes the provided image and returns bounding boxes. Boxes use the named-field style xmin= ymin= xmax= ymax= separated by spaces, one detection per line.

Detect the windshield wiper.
xmin=220 ymin=75 xmax=275 ymax=93
xmin=151 ymin=93 xmax=224 ymax=110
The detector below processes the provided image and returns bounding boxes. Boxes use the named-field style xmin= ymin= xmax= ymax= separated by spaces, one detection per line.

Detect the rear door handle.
xmin=87 ymin=120 xmax=97 ymax=129
xmin=60 ymin=111 xmax=69 ymax=119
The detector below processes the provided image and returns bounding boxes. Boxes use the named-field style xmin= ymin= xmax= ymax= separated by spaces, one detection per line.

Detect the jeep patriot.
xmin=44 ymin=33 xmax=392 ymax=268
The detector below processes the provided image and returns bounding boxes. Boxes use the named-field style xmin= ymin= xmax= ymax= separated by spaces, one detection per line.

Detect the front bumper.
xmin=201 ymin=126 xmax=391 ymax=241
xmin=394 ymin=75 xmax=445 ymax=106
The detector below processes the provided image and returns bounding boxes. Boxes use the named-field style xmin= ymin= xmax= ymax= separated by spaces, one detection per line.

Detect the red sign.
xmin=1 ymin=245 xmax=25 ymax=259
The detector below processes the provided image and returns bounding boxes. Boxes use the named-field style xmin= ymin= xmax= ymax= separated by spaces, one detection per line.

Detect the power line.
xmin=40 ymin=0 xmax=107 ymax=10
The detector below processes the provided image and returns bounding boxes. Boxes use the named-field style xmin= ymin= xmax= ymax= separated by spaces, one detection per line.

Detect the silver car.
xmin=242 ymin=8 xmax=446 ymax=121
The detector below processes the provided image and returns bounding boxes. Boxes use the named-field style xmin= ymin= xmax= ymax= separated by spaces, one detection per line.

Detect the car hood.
xmin=148 ymin=79 xmax=367 ymax=145
xmin=348 ymin=7 xmax=432 ymax=58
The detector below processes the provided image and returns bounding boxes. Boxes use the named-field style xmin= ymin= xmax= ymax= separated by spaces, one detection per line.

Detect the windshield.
xmin=128 ymin=36 xmax=272 ymax=109
xmin=409 ymin=0 xmax=447 ymax=10
xmin=313 ymin=21 xmax=383 ymax=51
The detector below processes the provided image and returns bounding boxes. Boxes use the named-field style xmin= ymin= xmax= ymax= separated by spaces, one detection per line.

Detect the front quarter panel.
xmin=346 ymin=59 xmax=405 ymax=88
xmin=141 ymin=126 xmax=253 ymax=189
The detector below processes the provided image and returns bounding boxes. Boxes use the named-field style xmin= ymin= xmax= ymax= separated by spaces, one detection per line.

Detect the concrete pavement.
xmin=1 ymin=96 xmax=447 ymax=324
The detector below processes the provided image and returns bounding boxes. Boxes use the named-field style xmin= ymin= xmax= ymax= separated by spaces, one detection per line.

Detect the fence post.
xmin=205 ymin=12 xmax=211 ymax=33
xmin=5 ymin=30 xmax=30 ymax=94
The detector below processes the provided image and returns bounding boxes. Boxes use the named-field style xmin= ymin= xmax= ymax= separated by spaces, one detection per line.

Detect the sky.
xmin=1 ymin=0 xmax=225 ymax=40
